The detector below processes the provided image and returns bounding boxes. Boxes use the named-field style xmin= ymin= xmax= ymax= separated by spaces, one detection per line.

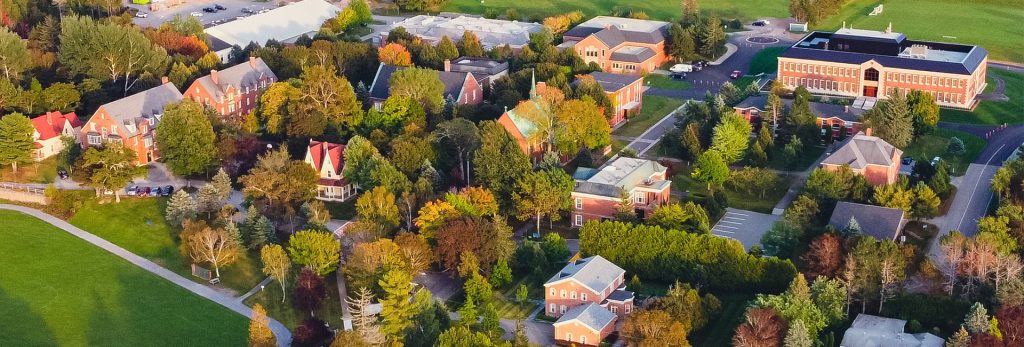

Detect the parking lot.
xmin=128 ymin=0 xmax=298 ymax=28
xmin=711 ymin=208 xmax=779 ymax=250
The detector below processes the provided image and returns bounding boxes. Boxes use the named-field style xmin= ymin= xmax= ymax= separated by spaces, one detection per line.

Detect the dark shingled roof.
xmin=369 ymin=63 xmax=401 ymax=100
xmin=828 ymin=201 xmax=907 ymax=241
xmin=593 ymin=25 xmax=627 ymax=47
xmin=574 ymin=181 xmax=623 ymax=198
xmin=734 ymin=95 xmax=865 ymax=122
xmin=610 ymin=46 xmax=656 ymax=63
xmin=605 ymin=289 xmax=634 ymax=302
xmin=437 ymin=71 xmax=471 ymax=100
xmin=588 ymin=72 xmax=642 ymax=92
xmin=780 ymin=31 xmax=987 ymax=75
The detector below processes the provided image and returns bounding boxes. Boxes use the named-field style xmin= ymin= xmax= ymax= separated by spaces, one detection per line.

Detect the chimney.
xmin=443 ymin=59 xmax=451 ymax=72
xmin=249 ymin=56 xmax=258 ymax=69
xmin=844 ymin=105 xmax=849 ymax=113
xmin=865 ymin=128 xmax=873 ymax=137
xmin=210 ymin=70 xmax=219 ymax=85
xmin=161 ymin=76 xmax=169 ymax=85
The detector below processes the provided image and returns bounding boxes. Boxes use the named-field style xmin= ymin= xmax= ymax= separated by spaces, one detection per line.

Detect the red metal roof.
xmin=31 ymin=111 xmax=81 ymax=141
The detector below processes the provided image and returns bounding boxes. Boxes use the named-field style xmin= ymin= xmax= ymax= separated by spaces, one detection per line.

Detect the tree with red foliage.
xmin=997 ymin=305 xmax=1024 ymax=345
xmin=378 ymin=43 xmax=412 ymax=67
xmin=293 ymin=267 xmax=326 ymax=315
xmin=733 ymin=308 xmax=787 ymax=347
xmin=970 ymin=333 xmax=1004 ymax=347
xmin=143 ymin=28 xmax=208 ymax=60
xmin=292 ymin=316 xmax=333 ymax=347
xmin=799 ymin=233 xmax=845 ymax=279
xmin=434 ymin=216 xmax=514 ymax=275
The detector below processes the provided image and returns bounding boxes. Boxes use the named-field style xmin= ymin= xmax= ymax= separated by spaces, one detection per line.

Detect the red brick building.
xmin=368 ymin=63 xmax=482 ymax=110
xmin=777 ymin=26 xmax=987 ymax=109
xmin=182 ymin=57 xmax=276 ymax=118
xmin=563 ymin=16 xmax=671 ymax=74
xmin=733 ymin=95 xmax=867 ymax=140
xmin=304 ymin=140 xmax=358 ymax=202
xmin=820 ymin=130 xmax=903 ymax=185
xmin=571 ymin=157 xmax=671 ymax=225
xmin=584 ymin=72 xmax=644 ymax=126
xmin=31 ymin=111 xmax=82 ymax=161
xmin=546 ymin=255 xmax=633 ymax=346
xmin=80 ymin=81 xmax=183 ymax=164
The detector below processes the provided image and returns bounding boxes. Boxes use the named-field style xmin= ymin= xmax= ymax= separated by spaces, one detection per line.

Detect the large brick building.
xmin=563 ymin=16 xmax=671 ymax=74
xmin=820 ymin=130 xmax=903 ymax=185
xmin=571 ymin=157 xmax=671 ymax=225
xmin=777 ymin=25 xmax=987 ymax=109
xmin=733 ymin=95 xmax=867 ymax=140
xmin=183 ymin=57 xmax=277 ymax=118
xmin=583 ymin=72 xmax=645 ymax=126
xmin=80 ymin=81 xmax=183 ymax=164
xmin=545 ymin=255 xmax=633 ymax=346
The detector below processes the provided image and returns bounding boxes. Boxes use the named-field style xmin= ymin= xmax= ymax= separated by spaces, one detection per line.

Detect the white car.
xmin=135 ymin=12 xmax=148 ymax=18
xmin=669 ymin=64 xmax=694 ymax=73
xmin=190 ymin=11 xmax=203 ymax=17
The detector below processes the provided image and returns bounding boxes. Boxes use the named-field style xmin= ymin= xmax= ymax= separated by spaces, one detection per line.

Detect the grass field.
xmin=749 ymin=47 xmax=786 ymax=75
xmin=902 ymin=128 xmax=986 ymax=176
xmin=817 ymin=0 xmax=1024 ymax=63
xmin=645 ymin=74 xmax=691 ymax=90
xmin=68 ymin=198 xmax=265 ymax=294
xmin=0 ymin=210 xmax=247 ymax=346
xmin=942 ymin=69 xmax=1024 ymax=125
xmin=670 ymin=165 xmax=793 ymax=214
xmin=613 ymin=95 xmax=684 ymax=138
xmin=442 ymin=0 xmax=788 ymax=22
xmin=0 ymin=157 xmax=58 ymax=184
xmin=691 ymin=293 xmax=753 ymax=347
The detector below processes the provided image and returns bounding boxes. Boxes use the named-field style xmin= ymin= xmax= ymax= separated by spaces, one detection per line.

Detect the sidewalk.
xmin=0 ymin=204 xmax=293 ymax=346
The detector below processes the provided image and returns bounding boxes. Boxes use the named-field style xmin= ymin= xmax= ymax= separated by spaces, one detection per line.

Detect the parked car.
xmin=126 ymin=185 xmax=139 ymax=196
xmin=162 ymin=185 xmax=174 ymax=197
xmin=190 ymin=11 xmax=203 ymax=17
xmin=151 ymin=186 xmax=162 ymax=196
xmin=202 ymin=7 xmax=216 ymax=13
xmin=241 ymin=7 xmax=255 ymax=14
xmin=135 ymin=12 xmax=148 ymax=18
xmin=902 ymin=157 xmax=915 ymax=166
xmin=138 ymin=186 xmax=151 ymax=197
xmin=669 ymin=64 xmax=694 ymax=73
xmin=214 ymin=4 xmax=226 ymax=10
xmin=730 ymin=70 xmax=742 ymax=79
xmin=931 ymin=156 xmax=941 ymax=167
xmin=58 ymin=169 xmax=68 ymax=180
xmin=671 ymin=72 xmax=687 ymax=80
xmin=752 ymin=20 xmax=770 ymax=26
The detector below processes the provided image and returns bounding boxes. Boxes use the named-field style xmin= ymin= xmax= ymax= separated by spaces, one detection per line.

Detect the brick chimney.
xmin=161 ymin=76 xmax=169 ymax=85
xmin=865 ymin=128 xmax=873 ymax=137
xmin=210 ymin=69 xmax=219 ymax=85
xmin=249 ymin=56 xmax=258 ymax=69
xmin=443 ymin=59 xmax=451 ymax=72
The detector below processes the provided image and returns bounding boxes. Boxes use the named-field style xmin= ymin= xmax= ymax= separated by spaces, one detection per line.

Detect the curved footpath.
xmin=0 ymin=204 xmax=292 ymax=346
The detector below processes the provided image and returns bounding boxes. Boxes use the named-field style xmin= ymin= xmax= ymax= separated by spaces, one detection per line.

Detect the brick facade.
xmin=182 ymin=57 xmax=276 ymax=118
xmin=554 ymin=319 xmax=616 ymax=347
xmin=571 ymin=34 xmax=667 ymax=74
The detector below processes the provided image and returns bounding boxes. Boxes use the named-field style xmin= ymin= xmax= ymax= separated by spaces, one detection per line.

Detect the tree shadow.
xmin=0 ymin=286 xmax=58 ymax=347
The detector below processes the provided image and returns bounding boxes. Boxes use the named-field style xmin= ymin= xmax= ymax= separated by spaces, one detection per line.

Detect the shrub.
xmin=947 ymin=137 xmax=966 ymax=155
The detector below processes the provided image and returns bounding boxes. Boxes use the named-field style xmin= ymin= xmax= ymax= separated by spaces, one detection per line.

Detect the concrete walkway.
xmin=238 ymin=276 xmax=274 ymax=301
xmin=0 ymin=204 xmax=293 ymax=346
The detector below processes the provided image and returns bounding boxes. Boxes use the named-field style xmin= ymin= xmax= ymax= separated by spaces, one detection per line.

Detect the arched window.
xmin=864 ymin=68 xmax=879 ymax=82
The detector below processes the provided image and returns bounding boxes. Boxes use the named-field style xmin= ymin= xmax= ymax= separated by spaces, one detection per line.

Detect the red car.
xmin=730 ymin=70 xmax=742 ymax=79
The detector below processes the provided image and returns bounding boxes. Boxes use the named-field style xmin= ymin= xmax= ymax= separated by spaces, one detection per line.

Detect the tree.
xmin=734 ymin=308 xmax=786 ymax=347
xmin=996 ymin=305 xmax=1024 ymax=345
xmin=436 ymin=36 xmax=459 ymax=61
xmin=800 ymin=233 xmax=844 ymax=279
xmin=0 ymin=113 xmax=34 ymax=173
xmin=762 ymin=220 xmax=804 ymax=257
xmin=947 ymin=326 xmax=970 ymax=347
xmin=0 ymin=27 xmax=30 ymax=81
xmin=391 ymin=66 xmax=445 ymax=113
xmin=293 ymin=267 xmax=326 ymax=314
xmin=435 ymin=217 xmax=515 ymax=273
xmin=347 ymin=286 xmax=386 ymax=345
xmin=239 ymin=149 xmax=318 ymax=220
xmin=82 ymin=144 xmax=146 ymax=202
xmin=379 ymin=268 xmax=413 ymax=343
xmin=907 ymin=90 xmax=939 ymax=135
xmin=436 ymin=326 xmax=493 ymax=346
xmin=291 ymin=65 xmax=363 ymax=135
xmin=260 ymin=82 xmax=299 ymax=136
xmin=948 ymin=137 xmax=966 ymax=155
xmin=873 ymin=182 xmax=914 ymax=213
xmin=349 ymin=0 xmax=373 ymax=25
xmin=433 ymin=118 xmax=480 ymax=184
xmin=405 ymin=291 xmax=451 ymax=347
xmin=709 ymin=112 xmax=752 ymax=163
xmin=260 ymin=244 xmax=291 ymax=303
xmin=474 ymin=121 xmax=531 ymax=205
xmin=41 ymin=83 xmax=81 ymax=112
xmin=863 ymin=92 xmax=914 ymax=148
xmin=552 ymin=98 xmax=611 ymax=155
xmin=648 ymin=202 xmax=711 ymax=234
xmin=249 ymin=304 xmax=277 ymax=347
xmin=356 ymin=186 xmax=400 ymax=230
xmin=165 ymin=189 xmax=197 ymax=226
xmin=782 ymin=195 xmax=819 ymax=230
xmin=59 ymin=16 xmax=169 ymax=94
xmin=513 ymin=168 xmax=575 ymax=233
xmin=911 ymin=182 xmax=941 ymax=221
xmin=699 ymin=17 xmax=726 ymax=59
xmin=490 ymin=257 xmax=513 ymax=288
xmin=516 ymin=284 xmax=529 ymax=304
xmin=728 ymin=167 xmax=780 ymax=199
xmin=395 ymin=232 xmax=433 ymax=275
xmin=287 ymin=230 xmax=340 ymax=277
xmin=620 ymin=309 xmax=689 ymax=346
xmin=378 ymin=42 xmax=412 ymax=66
xmin=783 ymin=319 xmax=812 ymax=347
xmin=751 ymin=274 xmax=835 ymax=337
xmin=680 ymin=122 xmax=704 ymax=161
xmin=692 ymin=151 xmax=729 ymax=191
xmin=180 ymin=221 xmax=242 ymax=278
xmin=458 ymin=31 xmax=485 ymax=57
xmin=965 ymin=302 xmax=990 ymax=334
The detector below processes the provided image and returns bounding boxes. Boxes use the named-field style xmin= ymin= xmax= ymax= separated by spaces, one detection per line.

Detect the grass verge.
xmin=613 ymin=95 xmax=684 ymax=138
xmin=942 ymin=69 xmax=1024 ymax=125
xmin=749 ymin=47 xmax=785 ymax=75
xmin=242 ymin=273 xmax=346 ymax=329
xmin=902 ymin=128 xmax=986 ymax=176
xmin=0 ymin=157 xmax=58 ymax=184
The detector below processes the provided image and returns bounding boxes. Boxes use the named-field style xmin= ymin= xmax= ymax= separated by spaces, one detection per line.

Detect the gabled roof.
xmin=192 ymin=58 xmax=277 ymax=100
xmin=734 ymin=95 xmax=866 ymax=122
xmin=545 ymin=255 xmax=625 ymax=294
xmin=588 ymin=72 xmax=642 ymax=92
xmin=438 ymin=71 xmax=473 ymax=101
xmin=307 ymin=140 xmax=344 ymax=175
xmin=32 ymin=111 xmax=81 ymax=141
xmin=564 ymin=16 xmax=670 ymax=44
xmin=95 ymin=83 xmax=183 ymax=137
xmin=821 ymin=132 xmax=902 ymax=169
xmin=841 ymin=314 xmax=944 ymax=347
xmin=448 ymin=57 xmax=509 ymax=76
xmin=553 ymin=303 xmax=617 ymax=333
xmin=605 ymin=289 xmax=635 ymax=302
xmin=502 ymin=100 xmax=542 ymax=139
xmin=573 ymin=157 xmax=668 ymax=198
xmin=828 ymin=201 xmax=906 ymax=241
xmin=204 ymin=0 xmax=340 ymax=48
xmin=593 ymin=25 xmax=627 ymax=47
xmin=369 ymin=63 xmax=471 ymax=102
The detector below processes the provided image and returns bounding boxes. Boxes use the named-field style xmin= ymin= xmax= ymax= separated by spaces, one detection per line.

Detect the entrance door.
xmin=863 ymin=86 xmax=878 ymax=97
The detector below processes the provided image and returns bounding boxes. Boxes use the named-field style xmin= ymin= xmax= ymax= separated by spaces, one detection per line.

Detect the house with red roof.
xmin=304 ymin=139 xmax=358 ymax=202
xmin=31 ymin=111 xmax=82 ymax=161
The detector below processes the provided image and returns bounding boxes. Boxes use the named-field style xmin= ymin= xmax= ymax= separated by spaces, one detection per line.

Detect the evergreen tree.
xmin=250 ymin=215 xmax=276 ymax=249
xmin=458 ymin=31 xmax=485 ymax=57
xmin=946 ymin=326 xmax=970 ymax=347
xmin=911 ymin=182 xmax=941 ymax=221
xmin=490 ymin=257 xmax=512 ymax=288
xmin=783 ymin=319 xmax=813 ymax=347
xmin=863 ymin=92 xmax=914 ymax=148
xmin=481 ymin=303 xmax=501 ymax=339
xmin=379 ymin=268 xmax=413 ymax=343
xmin=212 ymin=168 xmax=233 ymax=200
xmin=166 ymin=190 xmax=197 ymax=226
xmin=845 ymin=217 xmax=862 ymax=235
xmin=947 ymin=137 xmax=966 ymax=155
xmin=437 ymin=36 xmax=459 ymax=61
xmin=515 ymin=284 xmax=529 ymax=304
xmin=699 ymin=17 xmax=726 ymax=59
xmin=196 ymin=184 xmax=223 ymax=217
xmin=964 ymin=302 xmax=990 ymax=334
xmin=458 ymin=296 xmax=478 ymax=328
xmin=681 ymin=122 xmax=704 ymax=161
xmin=0 ymin=113 xmax=34 ymax=172
xmin=224 ymin=222 xmax=242 ymax=245
xmin=929 ymin=160 xmax=952 ymax=196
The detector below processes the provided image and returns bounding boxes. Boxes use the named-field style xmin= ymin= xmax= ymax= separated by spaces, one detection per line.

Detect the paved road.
xmin=0 ymin=204 xmax=292 ymax=346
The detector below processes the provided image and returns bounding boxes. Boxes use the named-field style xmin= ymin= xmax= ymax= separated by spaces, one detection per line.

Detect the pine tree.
xmin=224 ymin=222 xmax=242 ymax=245
xmin=989 ymin=317 xmax=1002 ymax=340
xmin=437 ymin=36 xmax=459 ymax=60
xmin=481 ymin=303 xmax=501 ymax=339
xmin=0 ymin=113 xmax=35 ymax=173
xmin=681 ymin=123 xmax=703 ymax=161
xmin=965 ymin=302 xmax=990 ymax=334
xmin=212 ymin=168 xmax=233 ymax=201
xmin=196 ymin=183 xmax=222 ymax=217
xmin=490 ymin=257 xmax=512 ymax=288
xmin=250 ymin=215 xmax=276 ymax=249
xmin=347 ymin=286 xmax=386 ymax=345
xmin=379 ymin=268 xmax=413 ymax=343
xmin=929 ymin=161 xmax=952 ymax=196
xmin=166 ymin=189 xmax=197 ymax=226
xmin=249 ymin=304 xmax=277 ymax=347
xmin=911 ymin=182 xmax=941 ymax=221
xmin=845 ymin=217 xmax=862 ymax=235
xmin=946 ymin=326 xmax=970 ymax=347
xmin=784 ymin=319 xmax=813 ymax=347
xmin=458 ymin=296 xmax=478 ymax=328
xmin=515 ymin=284 xmax=529 ymax=304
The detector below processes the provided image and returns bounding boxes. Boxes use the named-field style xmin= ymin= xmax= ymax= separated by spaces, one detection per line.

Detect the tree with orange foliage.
xmin=378 ymin=43 xmax=412 ymax=66
xmin=800 ymin=233 xmax=845 ymax=279
xmin=733 ymin=308 xmax=787 ymax=347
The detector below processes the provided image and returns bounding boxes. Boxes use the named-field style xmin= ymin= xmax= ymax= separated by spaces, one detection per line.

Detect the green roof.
xmin=505 ymin=101 xmax=542 ymax=138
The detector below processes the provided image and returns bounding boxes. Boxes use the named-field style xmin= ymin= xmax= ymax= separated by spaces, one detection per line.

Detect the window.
xmin=611 ymin=306 xmax=618 ymax=313
xmin=570 ymin=291 xmax=577 ymax=299
xmin=560 ymin=290 xmax=566 ymax=298
xmin=575 ymin=214 xmax=583 ymax=226
xmin=581 ymin=293 xmax=587 ymax=301
xmin=88 ymin=134 xmax=102 ymax=145
xmin=580 ymin=336 xmax=587 ymax=344
xmin=560 ymin=305 xmax=566 ymax=314
xmin=144 ymin=137 xmax=153 ymax=148
xmin=625 ymin=304 xmax=632 ymax=314
xmin=550 ymin=288 xmax=556 ymax=296
xmin=549 ymin=303 xmax=556 ymax=313
xmin=575 ymin=198 xmax=582 ymax=209
xmin=566 ymin=333 xmax=573 ymax=341
xmin=634 ymin=192 xmax=646 ymax=205
xmin=864 ymin=68 xmax=879 ymax=81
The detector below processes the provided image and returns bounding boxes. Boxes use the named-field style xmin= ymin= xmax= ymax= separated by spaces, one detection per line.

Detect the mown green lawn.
xmin=817 ymin=0 xmax=1024 ymax=63
xmin=442 ymin=0 xmax=788 ymax=22
xmin=902 ymin=128 xmax=986 ymax=176
xmin=242 ymin=273 xmax=346 ymax=329
xmin=0 ymin=157 xmax=58 ymax=184
xmin=68 ymin=198 xmax=265 ymax=294
xmin=670 ymin=165 xmax=793 ymax=214
xmin=0 ymin=210 xmax=248 ymax=346
xmin=645 ymin=74 xmax=691 ymax=90
xmin=613 ymin=95 xmax=685 ymax=138
xmin=749 ymin=47 xmax=786 ymax=75
xmin=942 ymin=69 xmax=1024 ymax=125
xmin=493 ymin=278 xmax=543 ymax=320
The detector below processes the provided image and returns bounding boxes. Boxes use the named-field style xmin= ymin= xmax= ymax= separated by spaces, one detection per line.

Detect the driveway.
xmin=414 ymin=271 xmax=460 ymax=302
xmin=499 ymin=317 xmax=554 ymax=346
xmin=711 ymin=208 xmax=779 ymax=250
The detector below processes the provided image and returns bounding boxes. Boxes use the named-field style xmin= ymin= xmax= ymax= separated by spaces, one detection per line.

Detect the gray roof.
xmin=828 ymin=201 xmax=906 ymax=241
xmin=97 ymin=83 xmax=183 ymax=137
xmin=588 ymin=72 xmax=642 ymax=92
xmin=193 ymin=58 xmax=276 ymax=100
xmin=386 ymin=15 xmax=543 ymax=49
xmin=438 ymin=71 xmax=471 ymax=100
xmin=734 ymin=95 xmax=865 ymax=122
xmin=563 ymin=16 xmax=669 ymax=44
xmin=605 ymin=289 xmax=634 ymax=302
xmin=204 ymin=0 xmax=339 ymax=49
xmin=781 ymin=31 xmax=987 ymax=75
xmin=546 ymin=255 xmax=625 ymax=294
xmin=610 ymin=46 xmax=656 ymax=63
xmin=821 ymin=132 xmax=903 ymax=169
xmin=448 ymin=57 xmax=508 ymax=76
xmin=841 ymin=314 xmax=944 ymax=347
xmin=574 ymin=157 xmax=668 ymax=198
xmin=554 ymin=303 xmax=617 ymax=332
xmin=369 ymin=64 xmax=468 ymax=102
